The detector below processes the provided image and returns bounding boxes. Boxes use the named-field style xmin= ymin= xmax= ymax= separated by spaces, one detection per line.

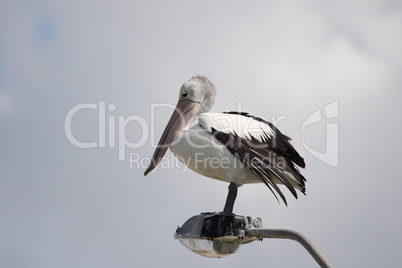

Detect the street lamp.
xmin=174 ymin=212 xmax=333 ymax=268
xmin=174 ymin=212 xmax=262 ymax=258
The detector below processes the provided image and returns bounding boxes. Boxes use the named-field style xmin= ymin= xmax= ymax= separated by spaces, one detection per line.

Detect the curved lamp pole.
xmin=246 ymin=228 xmax=333 ymax=268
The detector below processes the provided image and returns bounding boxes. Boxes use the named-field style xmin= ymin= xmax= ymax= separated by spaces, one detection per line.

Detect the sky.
xmin=0 ymin=0 xmax=402 ymax=267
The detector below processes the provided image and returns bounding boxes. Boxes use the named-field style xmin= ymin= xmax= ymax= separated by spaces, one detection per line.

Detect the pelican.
xmin=144 ymin=75 xmax=306 ymax=213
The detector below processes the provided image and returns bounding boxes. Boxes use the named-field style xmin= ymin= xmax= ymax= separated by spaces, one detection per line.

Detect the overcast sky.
xmin=1 ymin=1 xmax=402 ymax=267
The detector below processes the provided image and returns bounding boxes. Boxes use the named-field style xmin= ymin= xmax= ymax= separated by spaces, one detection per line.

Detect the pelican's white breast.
xmin=169 ymin=113 xmax=266 ymax=185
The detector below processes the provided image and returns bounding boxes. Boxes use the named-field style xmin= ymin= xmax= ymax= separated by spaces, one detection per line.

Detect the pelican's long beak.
xmin=144 ymin=99 xmax=200 ymax=176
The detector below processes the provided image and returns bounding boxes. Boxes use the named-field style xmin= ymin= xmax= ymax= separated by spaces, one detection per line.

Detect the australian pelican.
xmin=144 ymin=76 xmax=306 ymax=213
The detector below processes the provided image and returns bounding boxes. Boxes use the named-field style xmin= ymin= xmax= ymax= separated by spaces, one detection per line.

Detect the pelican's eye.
xmin=181 ymin=91 xmax=188 ymax=99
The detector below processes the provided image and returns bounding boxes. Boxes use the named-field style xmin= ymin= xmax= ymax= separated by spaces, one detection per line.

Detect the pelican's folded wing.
xmin=199 ymin=112 xmax=306 ymax=205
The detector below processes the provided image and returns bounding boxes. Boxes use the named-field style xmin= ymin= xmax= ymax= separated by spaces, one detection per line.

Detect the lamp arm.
xmin=246 ymin=228 xmax=333 ymax=268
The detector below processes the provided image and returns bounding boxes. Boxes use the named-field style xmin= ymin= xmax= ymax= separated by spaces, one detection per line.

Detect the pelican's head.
xmin=179 ymin=75 xmax=216 ymax=114
xmin=144 ymin=75 xmax=216 ymax=175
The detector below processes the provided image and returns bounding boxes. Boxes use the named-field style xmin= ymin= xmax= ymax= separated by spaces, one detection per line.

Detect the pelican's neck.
xmin=183 ymin=114 xmax=200 ymax=131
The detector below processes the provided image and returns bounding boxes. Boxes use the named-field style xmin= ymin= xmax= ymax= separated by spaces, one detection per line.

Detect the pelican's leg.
xmin=223 ymin=182 xmax=238 ymax=214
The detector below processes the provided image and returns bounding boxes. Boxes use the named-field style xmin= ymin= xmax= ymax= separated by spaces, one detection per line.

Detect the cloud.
xmin=0 ymin=89 xmax=14 ymax=115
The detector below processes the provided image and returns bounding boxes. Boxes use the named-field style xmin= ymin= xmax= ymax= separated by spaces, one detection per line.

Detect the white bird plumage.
xmin=198 ymin=112 xmax=276 ymax=142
